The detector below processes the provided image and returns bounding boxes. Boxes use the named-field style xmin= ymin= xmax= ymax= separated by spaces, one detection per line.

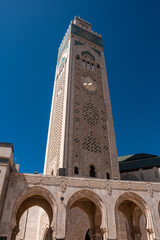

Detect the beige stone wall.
xmin=44 ymin=20 xmax=120 ymax=180
xmin=0 ymin=145 xmax=15 ymax=219
xmin=16 ymin=206 xmax=40 ymax=240
xmin=116 ymin=211 xmax=128 ymax=240
xmin=121 ymin=166 xmax=160 ymax=182
xmin=44 ymin=41 xmax=70 ymax=175
xmin=68 ymin=42 xmax=112 ymax=179
xmin=0 ymin=164 xmax=8 ymax=215
xmin=1 ymin=173 xmax=160 ymax=239
xmin=66 ymin=208 xmax=90 ymax=240
xmin=38 ymin=210 xmax=49 ymax=240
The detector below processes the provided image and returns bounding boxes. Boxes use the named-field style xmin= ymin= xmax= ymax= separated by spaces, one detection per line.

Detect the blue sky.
xmin=0 ymin=0 xmax=160 ymax=173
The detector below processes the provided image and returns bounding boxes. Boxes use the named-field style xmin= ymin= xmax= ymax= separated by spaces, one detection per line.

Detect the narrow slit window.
xmin=90 ymin=165 xmax=96 ymax=177
xmin=74 ymin=166 xmax=79 ymax=174
xmin=106 ymin=173 xmax=110 ymax=179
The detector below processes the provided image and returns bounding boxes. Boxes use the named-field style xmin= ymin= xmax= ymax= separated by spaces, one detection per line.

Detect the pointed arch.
xmin=115 ymin=192 xmax=154 ymax=239
xmin=66 ymin=190 xmax=106 ymax=240
xmin=11 ymin=186 xmax=57 ymax=237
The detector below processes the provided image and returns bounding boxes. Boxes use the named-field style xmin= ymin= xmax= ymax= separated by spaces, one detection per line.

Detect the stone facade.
xmin=1 ymin=168 xmax=160 ymax=239
xmin=0 ymin=17 xmax=160 ymax=240
xmin=44 ymin=16 xmax=120 ymax=180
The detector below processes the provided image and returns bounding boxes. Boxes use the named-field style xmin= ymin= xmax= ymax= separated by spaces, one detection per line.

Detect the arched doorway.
xmin=115 ymin=192 xmax=152 ymax=240
xmin=10 ymin=187 xmax=56 ymax=240
xmin=66 ymin=190 xmax=104 ymax=240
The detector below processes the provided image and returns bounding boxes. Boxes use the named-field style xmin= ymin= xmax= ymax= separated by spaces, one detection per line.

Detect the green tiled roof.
xmin=118 ymin=153 xmax=157 ymax=162
xmin=118 ymin=154 xmax=134 ymax=162
xmin=118 ymin=153 xmax=160 ymax=172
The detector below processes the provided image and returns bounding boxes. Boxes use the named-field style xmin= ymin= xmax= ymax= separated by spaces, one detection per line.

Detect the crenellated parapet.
xmin=57 ymin=16 xmax=103 ymax=62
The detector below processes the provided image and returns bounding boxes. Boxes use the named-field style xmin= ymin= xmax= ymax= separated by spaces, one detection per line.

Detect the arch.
xmin=11 ymin=186 xmax=57 ymax=238
xmin=75 ymin=45 xmax=102 ymax=66
xmin=115 ymin=192 xmax=148 ymax=214
xmin=67 ymin=189 xmax=104 ymax=211
xmin=115 ymin=192 xmax=153 ymax=239
xmin=81 ymin=51 xmax=95 ymax=61
xmin=66 ymin=190 xmax=105 ymax=240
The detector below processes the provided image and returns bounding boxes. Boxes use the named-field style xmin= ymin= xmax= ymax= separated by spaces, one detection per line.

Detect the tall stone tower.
xmin=44 ymin=17 xmax=120 ymax=180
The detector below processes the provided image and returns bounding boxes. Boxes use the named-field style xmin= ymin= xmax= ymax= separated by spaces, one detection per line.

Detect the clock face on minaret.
xmin=44 ymin=17 xmax=120 ymax=180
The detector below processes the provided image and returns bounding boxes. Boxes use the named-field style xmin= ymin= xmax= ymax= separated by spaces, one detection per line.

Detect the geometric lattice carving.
xmin=83 ymin=102 xmax=99 ymax=126
xmin=72 ymin=55 xmax=111 ymax=177
xmin=83 ymin=131 xmax=101 ymax=153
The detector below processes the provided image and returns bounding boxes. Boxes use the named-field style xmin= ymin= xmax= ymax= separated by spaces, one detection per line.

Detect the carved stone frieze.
xmin=83 ymin=178 xmax=90 ymax=189
xmin=146 ymin=183 xmax=154 ymax=197
xmin=58 ymin=177 xmax=68 ymax=193
xmin=7 ymin=173 xmax=160 ymax=196
xmin=127 ymin=183 xmax=133 ymax=192
xmin=103 ymin=181 xmax=112 ymax=195
xmin=35 ymin=176 xmax=42 ymax=185
xmin=8 ymin=173 xmax=26 ymax=186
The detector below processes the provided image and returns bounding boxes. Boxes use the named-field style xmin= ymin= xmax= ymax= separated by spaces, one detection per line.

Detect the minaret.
xmin=44 ymin=17 xmax=120 ymax=179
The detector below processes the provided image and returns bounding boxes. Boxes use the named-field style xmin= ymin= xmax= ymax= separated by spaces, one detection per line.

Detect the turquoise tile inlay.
xmin=57 ymin=23 xmax=103 ymax=62
xmin=81 ymin=51 xmax=95 ymax=60
xmin=64 ymin=42 xmax=69 ymax=51
xmin=91 ymin=47 xmax=101 ymax=57
xmin=71 ymin=24 xmax=103 ymax=47
xmin=57 ymin=59 xmax=60 ymax=67
xmin=58 ymin=25 xmax=71 ymax=60
xmin=59 ymin=57 xmax=65 ymax=70
xmin=75 ymin=40 xmax=85 ymax=46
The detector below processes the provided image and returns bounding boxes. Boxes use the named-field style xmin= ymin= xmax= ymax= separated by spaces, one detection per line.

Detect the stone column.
xmin=55 ymin=201 xmax=66 ymax=240
xmin=146 ymin=196 xmax=160 ymax=240
xmin=107 ymin=205 xmax=117 ymax=240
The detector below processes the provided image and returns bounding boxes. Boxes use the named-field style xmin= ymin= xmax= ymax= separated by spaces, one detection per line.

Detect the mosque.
xmin=0 ymin=17 xmax=160 ymax=240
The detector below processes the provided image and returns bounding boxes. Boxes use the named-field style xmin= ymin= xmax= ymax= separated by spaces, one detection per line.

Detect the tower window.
xmin=90 ymin=165 xmax=96 ymax=177
xmin=87 ymin=63 xmax=90 ymax=69
xmin=91 ymin=63 xmax=95 ymax=71
xmin=76 ymin=55 xmax=80 ymax=60
xmin=82 ymin=59 xmax=86 ymax=68
xmin=74 ymin=166 xmax=79 ymax=174
xmin=97 ymin=64 xmax=101 ymax=69
xmin=106 ymin=173 xmax=110 ymax=179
